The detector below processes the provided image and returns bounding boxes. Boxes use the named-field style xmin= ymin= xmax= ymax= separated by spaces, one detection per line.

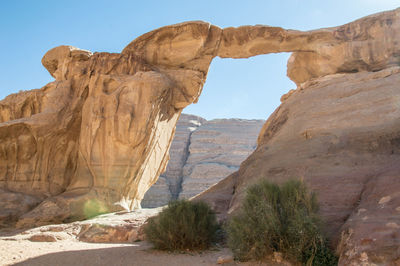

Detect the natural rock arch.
xmin=0 ymin=8 xmax=399 ymax=231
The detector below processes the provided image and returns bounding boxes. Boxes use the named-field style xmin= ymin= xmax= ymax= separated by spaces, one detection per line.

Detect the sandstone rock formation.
xmin=1 ymin=7 xmax=399 ymax=264
xmin=0 ymin=208 xmax=160 ymax=244
xmin=0 ymin=189 xmax=42 ymax=228
xmin=197 ymin=66 xmax=400 ymax=265
xmin=179 ymin=118 xmax=263 ymax=200
xmin=1 ymin=24 xmax=220 ymax=227
xmin=141 ymin=115 xmax=263 ymax=207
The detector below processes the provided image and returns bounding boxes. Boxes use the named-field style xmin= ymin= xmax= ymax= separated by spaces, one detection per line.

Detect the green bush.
xmin=144 ymin=200 xmax=219 ymax=251
xmin=227 ymin=179 xmax=338 ymax=265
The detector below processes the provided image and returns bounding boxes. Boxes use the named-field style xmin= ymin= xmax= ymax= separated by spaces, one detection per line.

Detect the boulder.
xmin=0 ymin=209 xmax=161 ymax=244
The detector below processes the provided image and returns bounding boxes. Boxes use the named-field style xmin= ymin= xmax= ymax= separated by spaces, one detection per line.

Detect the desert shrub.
xmin=227 ymin=179 xmax=338 ymax=265
xmin=144 ymin=199 xmax=219 ymax=251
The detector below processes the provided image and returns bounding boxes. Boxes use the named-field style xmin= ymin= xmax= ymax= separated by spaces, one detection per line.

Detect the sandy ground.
xmin=0 ymin=209 xmax=243 ymax=266
xmin=0 ymin=238 xmax=241 ymax=266
xmin=0 ymin=210 xmax=281 ymax=266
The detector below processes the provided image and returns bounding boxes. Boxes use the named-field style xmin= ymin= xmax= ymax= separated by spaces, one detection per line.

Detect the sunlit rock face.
xmin=0 ymin=9 xmax=399 ymax=264
xmin=1 ymin=22 xmax=222 ymax=228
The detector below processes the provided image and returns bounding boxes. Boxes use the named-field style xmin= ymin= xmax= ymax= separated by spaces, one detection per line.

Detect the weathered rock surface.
xmin=197 ymin=67 xmax=400 ymax=265
xmin=76 ymin=208 xmax=161 ymax=243
xmin=0 ymin=8 xmax=399 ymax=264
xmin=1 ymin=23 xmax=218 ymax=227
xmin=28 ymin=234 xmax=57 ymax=242
xmin=0 ymin=189 xmax=42 ymax=228
xmin=142 ymin=115 xmax=263 ymax=207
xmin=179 ymin=118 xmax=263 ymax=200
xmin=0 ymin=208 xmax=161 ymax=244
xmin=141 ymin=176 xmax=172 ymax=209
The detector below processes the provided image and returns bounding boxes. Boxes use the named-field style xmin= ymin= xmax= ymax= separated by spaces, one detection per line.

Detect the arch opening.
xmin=142 ymin=53 xmax=296 ymax=207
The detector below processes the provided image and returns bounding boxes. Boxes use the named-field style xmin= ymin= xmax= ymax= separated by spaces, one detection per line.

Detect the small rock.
xmin=386 ymin=222 xmax=400 ymax=229
xmin=378 ymin=196 xmax=391 ymax=205
xmin=45 ymin=226 xmax=65 ymax=232
xmin=360 ymin=252 xmax=369 ymax=262
xmin=28 ymin=234 xmax=57 ymax=242
xmin=217 ymin=255 xmax=234 ymax=264
xmin=77 ymin=224 xmax=139 ymax=243
xmin=273 ymin=252 xmax=283 ymax=263
xmin=357 ymin=208 xmax=367 ymax=215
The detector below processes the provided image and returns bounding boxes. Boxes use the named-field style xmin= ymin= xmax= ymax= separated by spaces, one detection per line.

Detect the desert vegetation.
xmin=226 ymin=179 xmax=338 ymax=265
xmin=144 ymin=200 xmax=220 ymax=251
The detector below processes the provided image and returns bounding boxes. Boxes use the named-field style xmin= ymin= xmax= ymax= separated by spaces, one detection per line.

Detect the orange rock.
xmin=28 ymin=234 xmax=57 ymax=242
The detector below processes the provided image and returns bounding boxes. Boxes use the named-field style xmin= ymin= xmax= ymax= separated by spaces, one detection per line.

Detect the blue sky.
xmin=0 ymin=1 xmax=398 ymax=120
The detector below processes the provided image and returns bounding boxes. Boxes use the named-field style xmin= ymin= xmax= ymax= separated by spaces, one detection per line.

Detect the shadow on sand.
xmin=12 ymin=243 xmax=235 ymax=266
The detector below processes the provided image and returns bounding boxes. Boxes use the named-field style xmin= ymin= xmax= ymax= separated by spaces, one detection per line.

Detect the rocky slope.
xmin=0 ymin=7 xmax=399 ymax=264
xmin=141 ymin=115 xmax=263 ymax=207
xmin=197 ymin=66 xmax=400 ymax=265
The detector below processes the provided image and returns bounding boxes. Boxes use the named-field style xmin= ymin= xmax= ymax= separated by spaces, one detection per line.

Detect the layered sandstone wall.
xmin=141 ymin=114 xmax=263 ymax=207
xmin=179 ymin=118 xmax=263 ymax=200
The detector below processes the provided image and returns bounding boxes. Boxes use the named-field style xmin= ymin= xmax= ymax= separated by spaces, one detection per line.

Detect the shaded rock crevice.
xmin=172 ymin=125 xmax=193 ymax=200
xmin=140 ymin=114 xmax=205 ymax=208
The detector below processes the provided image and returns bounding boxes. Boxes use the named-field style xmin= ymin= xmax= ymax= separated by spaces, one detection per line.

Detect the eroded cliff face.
xmin=0 ymin=9 xmax=399 ymax=264
xmin=179 ymin=118 xmax=264 ymax=200
xmin=141 ymin=114 xmax=263 ymax=207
